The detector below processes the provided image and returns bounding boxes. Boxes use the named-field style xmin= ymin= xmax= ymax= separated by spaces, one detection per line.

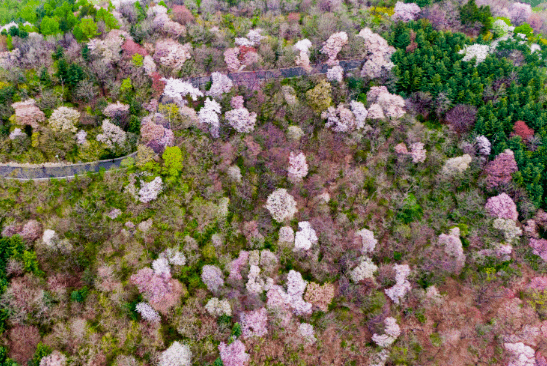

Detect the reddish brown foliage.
xmin=287 ymin=13 xmax=300 ymax=23
xmin=151 ymin=72 xmax=166 ymax=97
xmin=512 ymin=120 xmax=534 ymax=141
xmin=484 ymin=150 xmax=518 ymax=189
xmin=171 ymin=5 xmax=195 ymax=25
xmin=445 ymin=104 xmax=477 ymax=134
xmin=238 ymin=46 xmax=257 ymax=60
xmin=122 ymin=39 xmax=148 ymax=58
xmin=8 ymin=326 xmax=41 ymax=364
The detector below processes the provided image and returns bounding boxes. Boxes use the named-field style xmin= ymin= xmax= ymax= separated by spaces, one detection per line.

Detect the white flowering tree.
xmin=265 ymin=188 xmax=298 ymax=222
xmin=198 ymin=98 xmax=222 ymax=138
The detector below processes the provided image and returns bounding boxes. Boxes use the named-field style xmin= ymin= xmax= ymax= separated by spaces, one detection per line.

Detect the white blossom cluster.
xmin=42 ymin=229 xmax=58 ymax=247
xmin=504 ymin=342 xmax=535 ymax=366
xmin=205 ymin=297 xmax=232 ymax=317
xmin=135 ymin=302 xmax=161 ymax=323
xmin=9 ymin=128 xmax=25 ymax=140
xmin=438 ymin=227 xmax=466 ymax=274
xmin=265 ymin=188 xmax=298 ymax=222
xmin=158 ymin=342 xmax=192 ymax=366
xmin=246 ymin=265 xmax=266 ymax=293
xmin=138 ymin=177 xmax=163 ymax=203
xmin=475 ymin=135 xmax=491 ymax=156
xmin=152 ymin=257 xmax=171 ymax=276
xmin=286 ymin=270 xmax=312 ymax=315
xmin=350 ymin=257 xmax=378 ymax=282
xmin=49 ymin=106 xmax=80 ymax=133
xmin=442 ymin=154 xmax=472 ymax=176
xmin=321 ymin=102 xmax=368 ymax=132
xmin=235 ymin=29 xmax=263 ymax=47
xmin=299 ymin=323 xmax=317 ymax=344
xmin=143 ymin=55 xmax=157 ymax=75
xmin=294 ymin=221 xmax=318 ymax=251
xmin=225 ymin=107 xmax=257 ymax=133
xmin=357 ymin=28 xmax=396 ymax=79
xmin=75 ymin=130 xmax=87 ymax=145
xmin=458 ymin=44 xmax=491 ymax=66
xmin=326 ymin=66 xmax=344 ymax=83
xmin=227 ymin=166 xmax=242 ymax=182
xmin=372 ymin=317 xmax=401 ymax=347
xmin=492 ymin=19 xmax=515 ymax=37
xmin=160 ymin=248 xmax=186 ymax=266
xmin=88 ymin=30 xmax=130 ymax=63
xmin=288 ymin=152 xmax=308 ymax=183
xmin=198 ymin=98 xmax=222 ymax=138
xmin=96 ymin=119 xmax=126 ymax=149
xmin=294 ymin=39 xmax=313 ymax=72
xmin=493 ymin=218 xmax=523 ymax=243
xmin=39 ymin=351 xmax=67 ymax=366
xmin=321 ymin=32 xmax=348 ymax=66
xmin=355 ymin=228 xmax=377 ymax=254
xmin=154 ymin=39 xmax=192 ymax=71
xmin=206 ymin=72 xmax=233 ymax=98
xmin=385 ymin=264 xmax=411 ymax=304
xmin=162 ymin=78 xmax=204 ymax=104
xmin=201 ymin=265 xmax=225 ymax=292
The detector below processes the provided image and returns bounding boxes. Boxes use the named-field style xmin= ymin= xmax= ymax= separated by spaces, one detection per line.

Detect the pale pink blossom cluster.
xmin=39 ymin=351 xmax=67 ymax=366
xmin=152 ymin=257 xmax=171 ymax=276
xmin=135 ymin=302 xmax=161 ymax=323
xmin=326 ymin=66 xmax=344 ymax=82
xmin=206 ymin=72 xmax=233 ymax=98
xmin=288 ymin=152 xmax=308 ymax=183
xmin=162 ymin=78 xmax=204 ymax=104
xmin=49 ymin=106 xmax=80 ymax=133
xmin=395 ymin=142 xmax=426 ymax=163
xmin=75 ymin=130 xmax=87 ymax=145
xmin=205 ymin=298 xmax=232 ymax=317
xmin=265 ymin=188 xmax=298 ymax=222
xmin=224 ymin=48 xmax=241 ymax=72
xmin=143 ymin=55 xmax=157 ymax=75
xmin=153 ymin=12 xmax=186 ymax=37
xmin=504 ymin=342 xmax=535 ymax=366
xmin=159 ymin=342 xmax=192 ymax=366
xmin=11 ymin=99 xmax=45 ymax=129
xmin=355 ymin=228 xmax=377 ymax=254
xmin=485 ymin=193 xmax=518 ymax=221
xmin=88 ymin=30 xmax=131 ymax=63
xmin=458 ymin=44 xmax=491 ymax=66
xmin=366 ymin=86 xmax=405 ymax=120
xmin=286 ymin=270 xmax=312 ymax=315
xmin=138 ymin=177 xmax=163 ymax=203
xmin=131 ymin=267 xmax=172 ymax=304
xmin=96 ymin=119 xmax=126 ymax=149
xmin=357 ymin=28 xmax=396 ymax=79
xmin=385 ymin=264 xmax=411 ymax=304
xmin=103 ymin=101 xmax=130 ymax=118
xmin=154 ymin=39 xmax=192 ymax=71
xmin=279 ymin=226 xmax=295 ymax=243
xmin=392 ymin=1 xmax=421 ymax=22
xmin=140 ymin=116 xmax=174 ymax=154
xmin=197 ymin=98 xmax=221 ymax=137
xmin=321 ymin=32 xmax=348 ymax=66
xmin=529 ymin=238 xmax=547 ymax=262
xmin=228 ymin=251 xmax=250 ymax=281
xmin=438 ymin=227 xmax=466 ymax=274
xmin=509 ymin=3 xmax=532 ymax=26
xmin=225 ymin=104 xmax=257 ymax=133
xmin=294 ymin=39 xmax=312 ymax=72
xmin=241 ymin=307 xmax=268 ymax=338
xmin=219 ymin=340 xmax=250 ymax=366
xmin=201 ymin=265 xmax=224 ymax=292
xmin=294 ymin=221 xmax=317 ymax=251
xmin=372 ymin=317 xmax=401 ymax=347
xmin=299 ymin=323 xmax=317 ymax=344
xmin=321 ymin=102 xmax=368 ymax=132
xmin=246 ymin=265 xmax=265 ymax=294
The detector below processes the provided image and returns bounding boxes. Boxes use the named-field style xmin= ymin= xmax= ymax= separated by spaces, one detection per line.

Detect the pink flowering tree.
xmin=240 ymin=307 xmax=268 ymax=338
xmin=485 ymin=193 xmax=518 ymax=221
xmin=321 ymin=32 xmax=348 ymax=66
xmin=484 ymin=149 xmax=518 ymax=189
xmin=201 ymin=265 xmax=224 ymax=292
xmin=509 ymin=2 xmax=532 ymax=26
xmin=392 ymin=2 xmax=421 ymax=22
xmin=219 ymin=340 xmax=250 ymax=366
xmin=11 ymin=99 xmax=45 ymax=129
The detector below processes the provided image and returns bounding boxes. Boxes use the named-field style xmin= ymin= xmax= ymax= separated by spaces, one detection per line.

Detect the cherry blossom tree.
xmin=96 ymin=119 xmax=126 ymax=149
xmin=206 ymin=72 xmax=233 ymax=98
xmin=11 ymin=99 xmax=45 ymax=129
xmin=288 ymin=152 xmax=308 ymax=183
xmin=198 ymin=98 xmax=222 ymax=138
xmin=321 ymin=32 xmax=348 ymax=66
xmin=485 ymin=193 xmax=518 ymax=221
xmin=219 ymin=340 xmax=250 ymax=366
xmin=265 ymin=188 xmax=298 ymax=222
xmin=154 ymin=39 xmax=192 ymax=71
xmin=392 ymin=2 xmax=421 ymax=22
xmin=49 ymin=106 xmax=80 ymax=133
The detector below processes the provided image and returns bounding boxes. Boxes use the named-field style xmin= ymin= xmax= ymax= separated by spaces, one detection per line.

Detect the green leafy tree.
xmin=459 ymin=0 xmax=492 ymax=33
xmin=40 ymin=15 xmax=60 ymax=36
xmin=162 ymin=146 xmax=183 ymax=180
xmin=73 ymin=18 xmax=99 ymax=42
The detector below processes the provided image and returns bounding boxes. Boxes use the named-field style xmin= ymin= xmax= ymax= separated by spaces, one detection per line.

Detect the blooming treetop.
xmin=265 ymin=189 xmax=298 ymax=222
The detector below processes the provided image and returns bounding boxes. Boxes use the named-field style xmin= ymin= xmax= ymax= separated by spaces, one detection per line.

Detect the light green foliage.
xmin=132 ymin=53 xmax=144 ymax=67
xmin=120 ymin=77 xmax=133 ymax=93
xmin=305 ymin=80 xmax=332 ymax=113
xmin=40 ymin=16 xmax=61 ymax=36
xmin=162 ymin=146 xmax=183 ymax=180
xmin=73 ymin=18 xmax=99 ymax=42
xmin=515 ymin=22 xmax=534 ymax=38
